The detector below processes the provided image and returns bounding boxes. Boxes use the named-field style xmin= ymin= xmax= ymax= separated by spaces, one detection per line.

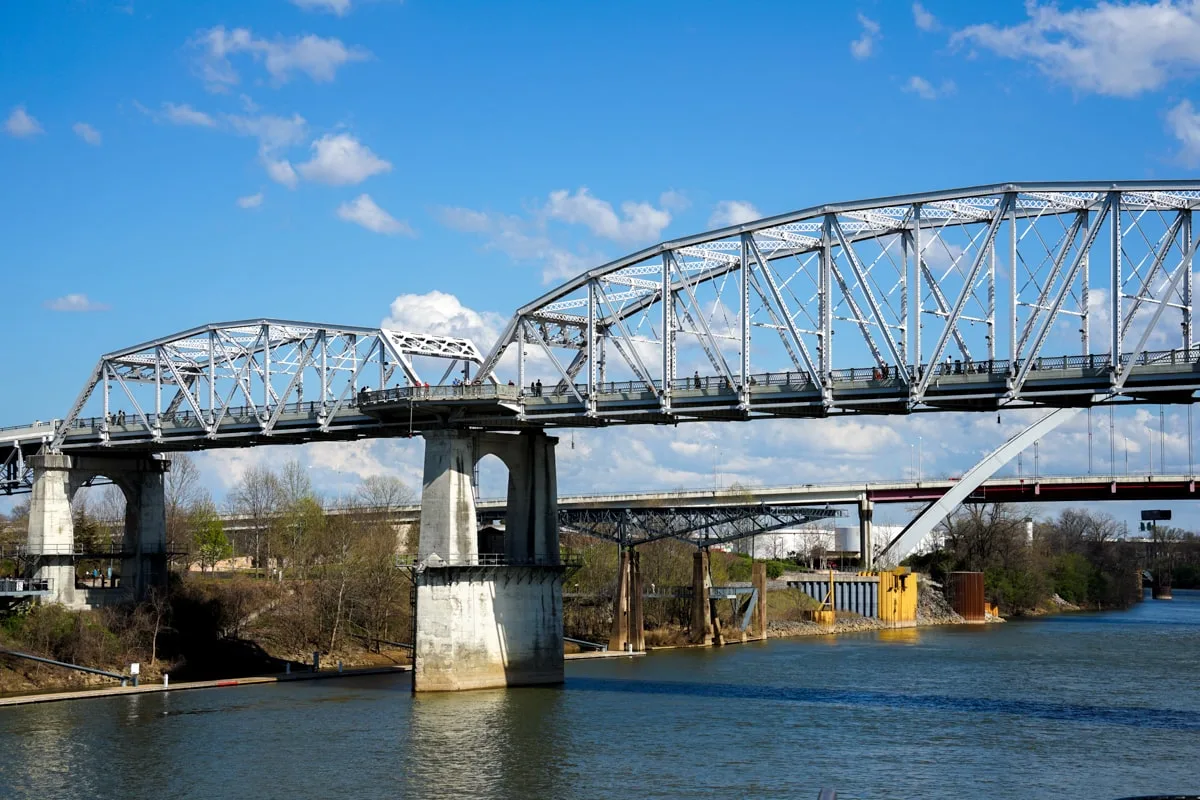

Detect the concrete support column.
xmin=752 ymin=561 xmax=768 ymax=640
xmin=607 ymin=547 xmax=644 ymax=652
xmin=120 ymin=465 xmax=168 ymax=599
xmin=418 ymin=431 xmax=479 ymax=562
xmin=859 ymin=497 xmax=875 ymax=569
xmin=608 ymin=548 xmax=631 ymax=651
xmin=494 ymin=431 xmax=558 ymax=564
xmin=630 ymin=548 xmax=644 ymax=652
xmin=27 ymin=454 xmax=77 ymax=607
xmin=689 ymin=548 xmax=713 ymax=645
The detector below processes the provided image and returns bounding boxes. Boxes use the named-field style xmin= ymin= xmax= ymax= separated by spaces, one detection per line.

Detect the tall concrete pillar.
xmin=27 ymin=454 xmax=78 ymax=607
xmin=608 ymin=548 xmax=630 ymax=651
xmin=493 ymin=431 xmax=558 ymax=564
xmin=752 ymin=560 xmax=768 ymax=640
xmin=630 ymin=548 xmax=644 ymax=652
xmin=413 ymin=430 xmax=564 ymax=692
xmin=608 ymin=548 xmax=644 ymax=652
xmin=859 ymin=497 xmax=875 ymax=569
xmin=119 ymin=465 xmax=168 ymax=599
xmin=689 ymin=548 xmax=713 ymax=645
xmin=417 ymin=431 xmax=479 ymax=562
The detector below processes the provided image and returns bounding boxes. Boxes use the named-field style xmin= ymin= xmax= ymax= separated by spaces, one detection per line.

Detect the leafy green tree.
xmin=192 ymin=503 xmax=232 ymax=573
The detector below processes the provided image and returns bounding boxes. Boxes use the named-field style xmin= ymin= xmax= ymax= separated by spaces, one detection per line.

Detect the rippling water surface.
xmin=1 ymin=592 xmax=1198 ymax=800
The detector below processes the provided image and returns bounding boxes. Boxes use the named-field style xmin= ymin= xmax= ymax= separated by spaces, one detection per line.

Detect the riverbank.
xmin=0 ymin=650 xmax=643 ymax=707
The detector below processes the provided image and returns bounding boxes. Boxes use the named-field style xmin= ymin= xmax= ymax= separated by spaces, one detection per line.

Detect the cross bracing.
xmin=42 ymin=319 xmax=488 ymax=451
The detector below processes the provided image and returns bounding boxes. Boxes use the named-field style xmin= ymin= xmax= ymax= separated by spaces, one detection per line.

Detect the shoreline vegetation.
xmin=2 ymin=457 xmax=1197 ymax=700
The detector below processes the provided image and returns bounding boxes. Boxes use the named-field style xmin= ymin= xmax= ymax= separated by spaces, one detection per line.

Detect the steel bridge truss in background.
xmin=477 ymin=182 xmax=1200 ymax=414
xmin=48 ymin=319 xmax=488 ymax=450
xmin=558 ymin=504 xmax=844 ymax=548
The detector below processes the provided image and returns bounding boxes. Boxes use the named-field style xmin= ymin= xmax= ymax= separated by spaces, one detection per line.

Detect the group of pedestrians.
xmin=105 ymin=410 xmax=126 ymax=426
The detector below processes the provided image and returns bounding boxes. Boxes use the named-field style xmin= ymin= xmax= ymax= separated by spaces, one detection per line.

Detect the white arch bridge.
xmin=5 ymin=181 xmax=1200 ymax=690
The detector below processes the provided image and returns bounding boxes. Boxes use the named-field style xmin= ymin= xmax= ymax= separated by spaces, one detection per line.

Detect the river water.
xmin=1 ymin=592 xmax=1198 ymax=800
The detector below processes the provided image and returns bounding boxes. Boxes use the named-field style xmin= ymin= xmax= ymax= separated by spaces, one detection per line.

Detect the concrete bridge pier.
xmin=413 ymin=430 xmax=565 ymax=693
xmin=26 ymin=453 xmax=168 ymax=608
xmin=689 ymin=548 xmax=714 ymax=645
xmin=858 ymin=496 xmax=875 ymax=569
xmin=608 ymin=547 xmax=644 ymax=652
xmin=751 ymin=561 xmax=768 ymax=640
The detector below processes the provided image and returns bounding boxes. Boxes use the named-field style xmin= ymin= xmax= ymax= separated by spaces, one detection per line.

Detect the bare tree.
xmin=355 ymin=474 xmax=414 ymax=510
xmin=228 ymin=465 xmax=281 ymax=573
xmin=165 ymin=453 xmax=203 ymax=552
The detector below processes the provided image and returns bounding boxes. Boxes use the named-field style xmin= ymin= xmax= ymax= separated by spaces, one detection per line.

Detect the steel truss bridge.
xmin=5 ymin=181 xmax=1200 ymax=505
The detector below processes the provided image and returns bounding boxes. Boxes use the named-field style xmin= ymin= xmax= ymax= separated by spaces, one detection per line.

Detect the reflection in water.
xmin=403 ymin=688 xmax=569 ymax=800
xmin=877 ymin=627 xmax=920 ymax=644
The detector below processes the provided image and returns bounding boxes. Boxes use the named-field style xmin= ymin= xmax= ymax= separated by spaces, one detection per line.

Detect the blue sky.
xmin=5 ymin=0 xmax=1200 ymax=528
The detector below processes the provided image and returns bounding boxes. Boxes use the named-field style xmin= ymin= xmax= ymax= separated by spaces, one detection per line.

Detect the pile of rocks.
xmin=916 ymin=577 xmax=965 ymax=625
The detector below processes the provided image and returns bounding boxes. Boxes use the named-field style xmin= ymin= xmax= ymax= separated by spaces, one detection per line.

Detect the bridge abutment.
xmin=413 ymin=430 xmax=564 ymax=692
xmin=25 ymin=453 xmax=168 ymax=608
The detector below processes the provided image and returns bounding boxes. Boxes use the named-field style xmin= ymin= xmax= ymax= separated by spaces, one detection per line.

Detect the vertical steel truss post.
xmin=739 ymin=237 xmax=752 ymax=407
xmin=1111 ymin=192 xmax=1123 ymax=366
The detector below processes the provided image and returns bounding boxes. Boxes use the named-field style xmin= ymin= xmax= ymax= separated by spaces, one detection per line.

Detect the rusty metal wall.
xmin=947 ymin=572 xmax=985 ymax=622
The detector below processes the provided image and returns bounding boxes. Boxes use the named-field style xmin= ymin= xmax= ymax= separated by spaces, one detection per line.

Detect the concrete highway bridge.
xmin=5 ymin=181 xmax=1200 ymax=691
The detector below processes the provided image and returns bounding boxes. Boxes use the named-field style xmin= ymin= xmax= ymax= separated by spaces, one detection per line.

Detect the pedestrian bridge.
xmin=6 ymin=180 xmax=1200 ymax=691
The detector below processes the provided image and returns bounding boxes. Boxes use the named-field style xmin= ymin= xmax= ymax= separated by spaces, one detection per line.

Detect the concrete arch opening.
xmin=25 ymin=453 xmax=168 ymax=608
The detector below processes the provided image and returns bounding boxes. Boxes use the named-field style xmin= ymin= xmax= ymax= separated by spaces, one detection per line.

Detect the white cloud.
xmin=224 ymin=111 xmax=307 ymax=186
xmin=291 ymin=0 xmax=352 ymax=14
xmin=658 ymin=189 xmax=691 ymax=212
xmin=384 ymin=290 xmax=507 ymax=343
xmin=4 ymin=106 xmax=43 ymax=137
xmin=337 ymin=193 xmax=413 ymax=235
xmin=225 ymin=111 xmax=306 ymax=151
xmin=44 ymin=293 xmax=109 ymax=312
xmin=192 ymin=26 xmax=368 ymax=91
xmin=912 ymin=2 xmax=938 ymax=32
xmin=296 ymin=133 xmax=391 ymax=185
xmin=437 ymin=205 xmax=592 ymax=283
xmin=264 ymin=158 xmax=299 ymax=189
xmin=237 ymin=192 xmax=264 ymax=209
xmin=850 ymin=12 xmax=881 ymax=60
xmin=952 ymin=1 xmax=1200 ymax=97
xmin=162 ymin=102 xmax=216 ymax=127
xmin=1167 ymin=99 xmax=1200 ymax=165
xmin=544 ymin=187 xmax=672 ymax=243
xmin=904 ymin=75 xmax=957 ymax=100
xmin=72 ymin=122 xmax=101 ymax=145
xmin=709 ymin=200 xmax=761 ymax=228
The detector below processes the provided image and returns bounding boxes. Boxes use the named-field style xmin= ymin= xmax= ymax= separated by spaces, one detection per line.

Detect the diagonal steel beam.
xmin=1013 ymin=193 xmax=1114 ymax=395
xmin=914 ymin=193 xmax=1014 ymax=402
xmin=1115 ymin=227 xmax=1200 ymax=390
xmin=832 ymin=218 xmax=910 ymax=381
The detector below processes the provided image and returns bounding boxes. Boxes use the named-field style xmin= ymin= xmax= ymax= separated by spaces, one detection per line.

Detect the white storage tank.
xmin=836 ymin=526 xmax=860 ymax=554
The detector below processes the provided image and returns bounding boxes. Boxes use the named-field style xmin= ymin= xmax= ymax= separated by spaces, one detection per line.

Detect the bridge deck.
xmin=2 ymin=352 xmax=1199 ymax=487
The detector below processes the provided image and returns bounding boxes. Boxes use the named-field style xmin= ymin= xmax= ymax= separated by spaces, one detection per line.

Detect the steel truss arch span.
xmin=478 ymin=181 xmax=1200 ymax=417
xmin=50 ymin=319 xmax=489 ymax=450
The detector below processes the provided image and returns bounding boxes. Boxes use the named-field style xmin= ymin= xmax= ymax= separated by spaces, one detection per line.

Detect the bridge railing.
xmin=394 ymin=552 xmax=583 ymax=568
xmin=0 ymin=577 xmax=51 ymax=595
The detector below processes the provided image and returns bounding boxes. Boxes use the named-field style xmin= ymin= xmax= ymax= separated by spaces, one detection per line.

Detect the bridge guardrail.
xmin=394 ymin=552 xmax=582 ymax=568
xmin=0 ymin=578 xmax=51 ymax=594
